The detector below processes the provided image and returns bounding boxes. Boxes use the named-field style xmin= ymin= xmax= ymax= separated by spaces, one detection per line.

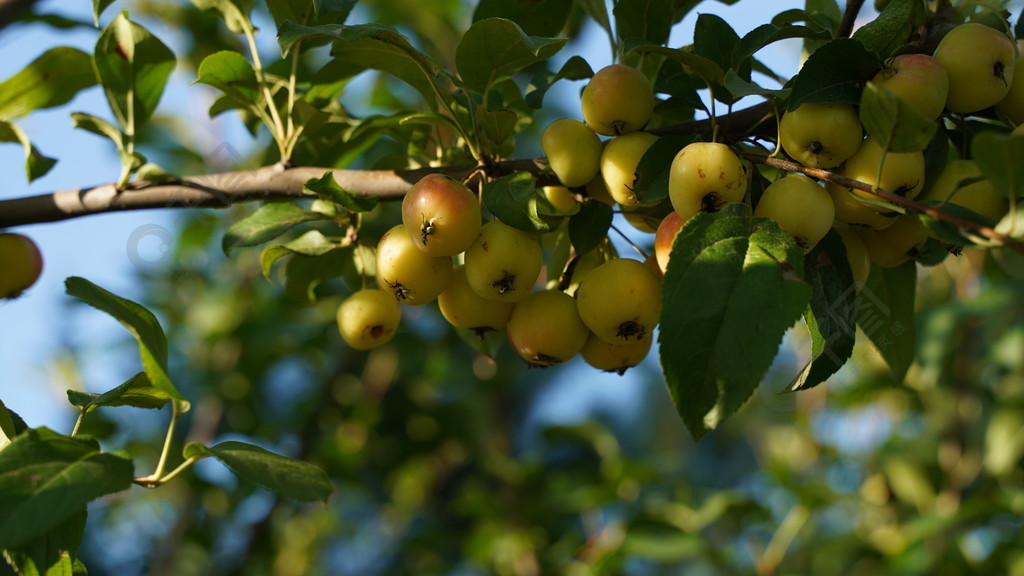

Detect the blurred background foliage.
xmin=3 ymin=0 xmax=1024 ymax=574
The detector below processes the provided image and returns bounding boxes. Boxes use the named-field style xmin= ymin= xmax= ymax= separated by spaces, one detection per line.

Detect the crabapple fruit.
xmin=542 ymin=118 xmax=603 ymax=188
xmin=869 ymin=53 xmax=949 ymax=119
xmin=375 ymin=224 xmax=453 ymax=305
xmin=580 ymin=331 xmax=652 ymax=375
xmin=933 ymin=22 xmax=1016 ymax=114
xmin=576 ymin=257 xmax=662 ymax=345
xmin=507 ymin=290 xmax=590 ymax=367
xmin=779 ymin=102 xmax=863 ymax=168
xmin=600 ymin=131 xmax=659 ymax=207
xmin=438 ymin=265 xmax=515 ymax=337
xmin=401 ymin=173 xmax=481 ymax=257
xmin=0 ymin=233 xmax=43 ymax=299
xmin=464 ymin=220 xmax=543 ymax=303
xmin=581 ymin=64 xmax=655 ymax=136
xmin=668 ymin=142 xmax=747 ymax=223
xmin=753 ymin=174 xmax=835 ymax=252
xmin=336 ymin=289 xmax=402 ymax=350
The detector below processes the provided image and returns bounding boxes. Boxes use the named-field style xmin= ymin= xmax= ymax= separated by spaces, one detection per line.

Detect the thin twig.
xmin=837 ymin=0 xmax=867 ymax=39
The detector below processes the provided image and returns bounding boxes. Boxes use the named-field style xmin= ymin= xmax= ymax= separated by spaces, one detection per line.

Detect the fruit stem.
xmin=137 ymin=399 xmax=184 ymax=485
xmin=744 ymin=152 xmax=1024 ymax=257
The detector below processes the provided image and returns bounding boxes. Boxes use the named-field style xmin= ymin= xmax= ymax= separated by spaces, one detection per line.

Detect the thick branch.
xmin=747 ymin=153 xmax=1024 ymax=257
xmin=0 ymin=159 xmax=548 ymax=228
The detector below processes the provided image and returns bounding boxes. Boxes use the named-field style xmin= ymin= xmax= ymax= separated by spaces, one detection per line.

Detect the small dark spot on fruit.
xmin=532 ymin=353 xmax=561 ymax=366
xmin=368 ymin=325 xmax=384 ymax=339
xmin=700 ymin=192 xmax=721 ymax=213
xmin=471 ymin=326 xmax=496 ymax=339
xmin=697 ymin=168 xmax=706 ymax=179
xmin=616 ymin=320 xmax=646 ymax=341
xmin=387 ymin=280 xmax=411 ymax=301
xmin=995 ymin=61 xmax=1008 ymax=87
xmin=808 ymin=141 xmax=824 ymax=155
xmin=492 ymin=272 xmax=516 ymax=295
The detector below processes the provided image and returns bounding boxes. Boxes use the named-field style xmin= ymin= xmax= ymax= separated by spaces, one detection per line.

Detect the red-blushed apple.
xmin=401 ymin=174 xmax=480 ymax=257
xmin=869 ymin=53 xmax=950 ymax=119
xmin=933 ymin=22 xmax=1016 ymax=113
xmin=654 ymin=210 xmax=685 ymax=274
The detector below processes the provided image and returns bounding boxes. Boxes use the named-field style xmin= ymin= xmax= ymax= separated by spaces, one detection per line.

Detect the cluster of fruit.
xmin=0 ymin=233 xmax=43 ymax=301
xmin=337 ymin=172 xmax=662 ymax=373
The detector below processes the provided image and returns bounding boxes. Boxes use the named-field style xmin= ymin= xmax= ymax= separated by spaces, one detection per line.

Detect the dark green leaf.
xmin=614 ymin=0 xmax=674 ymax=47
xmin=473 ymin=0 xmax=572 ymax=37
xmin=3 ymin=508 xmax=87 ymax=576
xmin=859 ymin=82 xmax=936 ymax=153
xmin=455 ymin=18 xmax=567 ymax=95
xmin=918 ymin=201 xmax=997 ymax=246
xmin=568 ymin=201 xmax=613 ymax=254
xmin=972 ymin=132 xmax=1024 ymax=200
xmin=0 ymin=428 xmax=133 ymax=549
xmin=0 ymin=47 xmax=96 ymax=121
xmin=93 ymin=14 xmax=176 ymax=132
xmin=192 ymin=0 xmax=256 ymax=34
xmin=483 ymin=172 xmax=548 ymax=232
xmin=222 ymin=202 xmax=329 ymax=255
xmin=694 ymin=14 xmax=741 ymax=77
xmin=283 ymin=247 xmax=353 ymax=301
xmin=195 ymin=50 xmax=262 ymax=122
xmin=303 ymin=171 xmax=379 ymax=213
xmin=723 ymin=69 xmax=791 ymax=100
xmin=205 ymin=441 xmax=333 ymax=502
xmin=525 ymin=55 xmax=593 ymax=109
xmin=577 ymin=0 xmax=613 ymax=50
xmin=733 ymin=23 xmax=832 ymax=68
xmin=856 ymin=262 xmax=917 ymax=383
xmin=791 ymin=230 xmax=857 ymax=391
xmin=634 ymin=134 xmax=695 ymax=204
xmin=65 ymin=277 xmax=182 ymax=402
xmin=66 ymin=372 xmax=172 ymax=411
xmin=475 ymin=106 xmax=518 ymax=152
xmin=0 ymin=398 xmax=18 ymax=451
xmin=0 ymin=120 xmax=57 ymax=182
xmin=789 ymin=38 xmax=880 ymax=109
xmin=660 ymin=204 xmax=811 ymax=439
xmin=261 ymin=230 xmax=345 ymax=279
xmin=852 ymin=0 xmax=927 ymax=58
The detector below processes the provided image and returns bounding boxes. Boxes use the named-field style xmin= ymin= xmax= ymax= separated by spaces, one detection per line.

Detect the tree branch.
xmin=0 ymin=159 xmax=549 ymax=228
xmin=837 ymin=0 xmax=867 ymax=39
xmin=746 ymin=153 xmax=1024 ymax=257
xmin=0 ymin=103 xmax=780 ymax=228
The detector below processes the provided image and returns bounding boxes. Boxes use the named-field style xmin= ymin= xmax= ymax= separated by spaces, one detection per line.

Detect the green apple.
xmin=933 ymin=22 xmax=1016 ymax=114
xmin=857 ymin=215 xmax=931 ymax=268
xmin=542 ymin=118 xmax=603 ymax=188
xmin=581 ymin=64 xmax=655 ymax=136
xmin=507 ymin=290 xmax=590 ymax=367
xmin=576 ymin=257 xmax=662 ymax=345
xmin=995 ymin=57 xmax=1024 ymax=126
xmin=918 ymin=159 xmax=1008 ymax=225
xmin=580 ymin=331 xmax=652 ymax=375
xmin=464 ymin=219 xmax=543 ymax=303
xmin=779 ymin=102 xmax=864 ymax=168
xmin=600 ymin=131 xmax=660 ymax=207
xmin=827 ymin=184 xmax=900 ymax=230
xmin=869 ymin=53 xmax=950 ymax=119
xmin=753 ymin=174 xmax=835 ymax=252
xmin=336 ymin=289 xmax=402 ymax=350
xmin=0 ymin=232 xmax=43 ymax=299
xmin=541 ymin=185 xmax=579 ymax=212
xmin=375 ymin=224 xmax=453 ymax=306
xmin=668 ymin=141 xmax=747 ymax=223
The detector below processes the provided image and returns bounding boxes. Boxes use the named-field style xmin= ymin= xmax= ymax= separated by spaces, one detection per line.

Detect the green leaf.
xmin=204 ymin=441 xmax=333 ymax=502
xmin=65 ymin=277 xmax=182 ymax=402
xmin=195 ymin=50 xmax=263 ymax=126
xmin=192 ymin=0 xmax=255 ymax=34
xmin=71 ymin=111 xmax=123 ymax=148
xmin=472 ymin=0 xmax=571 ymax=37
xmin=733 ymin=22 xmax=832 ymax=67
xmin=723 ymin=69 xmax=791 ymax=100
xmin=66 ymin=372 xmax=172 ymax=411
xmin=93 ymin=0 xmax=116 ymax=26
xmin=288 ymin=22 xmax=447 ymax=108
xmin=789 ymin=38 xmax=880 ymax=109
xmin=222 ymin=201 xmax=330 ymax=255
xmin=630 ymin=44 xmax=725 ymax=87
xmin=475 ymin=106 xmax=517 ymax=152
xmin=0 ymin=47 xmax=96 ymax=121
xmin=659 ymin=204 xmax=811 ymax=439
xmin=525 ymin=55 xmax=593 ymax=109
xmin=483 ymin=172 xmax=548 ymax=232
xmin=303 ymin=171 xmax=379 ymax=213
xmin=972 ymin=132 xmax=1024 ymax=200
xmin=576 ymin=0 xmax=613 ymax=50
xmin=0 ymin=120 xmax=57 ymax=183
xmin=634 ymin=134 xmax=694 ymax=204
xmin=918 ymin=200 xmax=997 ymax=246
xmin=694 ymin=13 xmax=742 ymax=78
xmin=0 ymin=428 xmax=133 ymax=549
xmin=790 ymin=230 xmax=857 ymax=391
xmin=568 ymin=201 xmax=613 ymax=255
xmin=260 ymin=230 xmax=344 ymax=279
xmin=3 ymin=508 xmax=87 ymax=576
xmin=0 ymin=398 xmax=18 ymax=452
xmin=859 ymin=82 xmax=936 ymax=153
xmin=93 ymin=14 xmax=176 ymax=132
xmin=856 ymin=262 xmax=917 ymax=383
xmin=852 ymin=0 xmax=927 ymax=58
xmin=455 ymin=18 xmax=567 ymax=95
xmin=614 ymin=0 xmax=674 ymax=47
